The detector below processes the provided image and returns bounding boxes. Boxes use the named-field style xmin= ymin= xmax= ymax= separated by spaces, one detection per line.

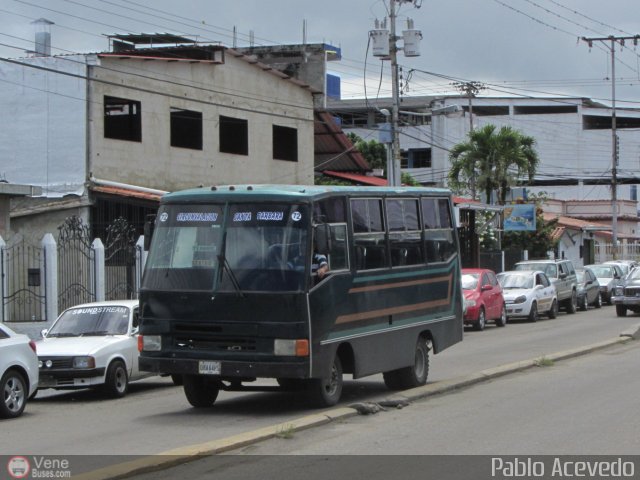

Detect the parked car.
xmin=0 ymin=324 xmax=39 ymax=418
xmin=611 ymin=267 xmax=640 ymax=316
xmin=497 ymin=270 xmax=558 ymax=322
xmin=36 ymin=300 xmax=151 ymax=398
xmin=585 ymin=263 xmax=624 ymax=305
xmin=575 ymin=267 xmax=602 ymax=310
xmin=461 ymin=268 xmax=507 ymax=331
xmin=603 ymin=260 xmax=637 ymax=278
xmin=514 ymin=259 xmax=577 ymax=313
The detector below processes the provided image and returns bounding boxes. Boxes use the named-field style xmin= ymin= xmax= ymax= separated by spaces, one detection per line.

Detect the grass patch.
xmin=534 ymin=357 xmax=554 ymax=367
xmin=275 ymin=423 xmax=296 ymax=439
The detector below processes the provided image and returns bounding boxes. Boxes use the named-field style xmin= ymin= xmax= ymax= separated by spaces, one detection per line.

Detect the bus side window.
xmin=422 ymin=197 xmax=456 ymax=263
xmin=328 ymin=224 xmax=349 ymax=271
xmin=351 ymin=198 xmax=387 ymax=271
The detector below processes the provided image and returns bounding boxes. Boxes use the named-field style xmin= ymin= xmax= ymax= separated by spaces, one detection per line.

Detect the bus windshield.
xmin=142 ymin=203 xmax=310 ymax=292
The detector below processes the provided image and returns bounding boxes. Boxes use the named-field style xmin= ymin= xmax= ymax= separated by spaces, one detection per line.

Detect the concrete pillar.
xmin=92 ymin=238 xmax=105 ymax=302
xmin=41 ymin=233 xmax=58 ymax=322
xmin=0 ymin=236 xmax=6 ymax=323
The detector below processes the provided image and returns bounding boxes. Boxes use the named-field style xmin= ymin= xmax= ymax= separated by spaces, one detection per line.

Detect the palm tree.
xmin=448 ymin=124 xmax=539 ymax=204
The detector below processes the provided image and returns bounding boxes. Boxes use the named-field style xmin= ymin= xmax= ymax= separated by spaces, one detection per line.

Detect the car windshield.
xmin=575 ymin=271 xmax=585 ymax=282
xmin=515 ymin=263 xmax=556 ymax=278
xmin=589 ymin=265 xmax=613 ymax=278
xmin=498 ymin=274 xmax=533 ymax=289
xmin=461 ymin=273 xmax=479 ymax=290
xmin=47 ymin=306 xmax=131 ymax=337
xmin=628 ymin=268 xmax=640 ymax=281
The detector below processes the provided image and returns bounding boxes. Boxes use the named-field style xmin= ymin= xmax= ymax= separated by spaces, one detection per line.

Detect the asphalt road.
xmin=4 ymin=305 xmax=639 ymax=462
xmin=131 ymin=341 xmax=640 ymax=480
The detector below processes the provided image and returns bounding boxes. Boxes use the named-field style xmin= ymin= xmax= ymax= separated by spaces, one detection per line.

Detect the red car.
xmin=461 ymin=268 xmax=507 ymax=331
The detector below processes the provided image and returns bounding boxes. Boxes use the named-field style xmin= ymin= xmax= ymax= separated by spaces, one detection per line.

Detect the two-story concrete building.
xmin=0 ymin=33 xmax=319 ymax=241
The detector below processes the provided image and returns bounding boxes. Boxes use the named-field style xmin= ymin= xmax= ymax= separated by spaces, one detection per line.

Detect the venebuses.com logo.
xmin=6 ymin=456 xmax=72 ymax=478
xmin=7 ymin=456 xmax=30 ymax=479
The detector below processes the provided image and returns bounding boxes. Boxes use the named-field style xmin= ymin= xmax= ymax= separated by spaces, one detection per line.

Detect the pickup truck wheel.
xmin=566 ymin=291 xmax=577 ymax=314
xmin=103 ymin=360 xmax=128 ymax=398
xmin=616 ymin=305 xmax=628 ymax=317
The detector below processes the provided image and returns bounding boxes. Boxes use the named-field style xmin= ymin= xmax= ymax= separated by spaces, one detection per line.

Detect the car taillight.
xmin=29 ymin=340 xmax=37 ymax=353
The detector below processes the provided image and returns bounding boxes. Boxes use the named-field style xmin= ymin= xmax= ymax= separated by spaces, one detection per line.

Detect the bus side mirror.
xmin=143 ymin=214 xmax=156 ymax=251
xmin=314 ymin=224 xmax=331 ymax=255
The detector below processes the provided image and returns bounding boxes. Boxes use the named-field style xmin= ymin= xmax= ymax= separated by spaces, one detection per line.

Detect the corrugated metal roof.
xmin=323 ymin=170 xmax=387 ymax=186
xmin=314 ymin=111 xmax=370 ymax=172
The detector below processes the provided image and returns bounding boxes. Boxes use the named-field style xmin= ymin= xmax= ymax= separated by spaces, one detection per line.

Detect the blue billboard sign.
xmin=504 ymin=204 xmax=536 ymax=231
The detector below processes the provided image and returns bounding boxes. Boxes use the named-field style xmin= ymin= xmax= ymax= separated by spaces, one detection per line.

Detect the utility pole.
xmin=389 ymin=0 xmax=401 ymax=187
xmin=452 ymin=81 xmax=485 ymax=200
xmin=369 ymin=0 xmax=422 ymax=186
xmin=582 ymin=35 xmax=639 ymax=259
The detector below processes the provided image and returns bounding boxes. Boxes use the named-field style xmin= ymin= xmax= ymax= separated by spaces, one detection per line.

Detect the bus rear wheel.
xmin=183 ymin=375 xmax=220 ymax=408
xmin=383 ymin=338 xmax=430 ymax=390
xmin=306 ymin=356 xmax=343 ymax=408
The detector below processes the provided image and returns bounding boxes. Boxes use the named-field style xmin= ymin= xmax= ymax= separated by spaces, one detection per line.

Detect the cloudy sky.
xmin=1 ymin=0 xmax=639 ymax=106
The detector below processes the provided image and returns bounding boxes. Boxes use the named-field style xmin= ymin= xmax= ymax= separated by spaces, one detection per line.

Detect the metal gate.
xmin=2 ymin=236 xmax=46 ymax=322
xmin=57 ymin=216 xmax=96 ymax=313
xmin=104 ymin=218 xmax=138 ymax=300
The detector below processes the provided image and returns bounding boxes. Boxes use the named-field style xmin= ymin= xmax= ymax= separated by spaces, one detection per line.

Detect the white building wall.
xmin=89 ymin=55 xmax=315 ymax=192
xmin=436 ymin=98 xmax=640 ymax=203
xmin=0 ymin=55 xmax=88 ymax=197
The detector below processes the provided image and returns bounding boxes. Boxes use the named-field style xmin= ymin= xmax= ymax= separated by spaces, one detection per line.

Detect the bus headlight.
xmin=140 ymin=335 xmax=162 ymax=352
xmin=274 ymin=339 xmax=309 ymax=357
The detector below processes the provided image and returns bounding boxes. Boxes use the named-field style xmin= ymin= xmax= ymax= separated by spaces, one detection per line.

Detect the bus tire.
xmin=306 ymin=356 xmax=343 ymax=408
xmin=171 ymin=374 xmax=184 ymax=386
xmin=183 ymin=375 xmax=220 ymax=408
xmin=383 ymin=338 xmax=429 ymax=390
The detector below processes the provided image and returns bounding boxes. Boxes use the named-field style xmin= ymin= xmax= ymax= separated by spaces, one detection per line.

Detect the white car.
xmin=37 ymin=300 xmax=151 ymax=398
xmin=497 ymin=270 xmax=558 ymax=322
xmin=585 ymin=263 xmax=624 ymax=305
xmin=0 ymin=323 xmax=39 ymax=418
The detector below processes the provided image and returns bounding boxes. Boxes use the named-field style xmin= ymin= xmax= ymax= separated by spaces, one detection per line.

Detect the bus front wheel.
xmin=183 ymin=375 xmax=220 ymax=408
xmin=307 ymin=356 xmax=343 ymax=408
xmin=383 ymin=338 xmax=430 ymax=390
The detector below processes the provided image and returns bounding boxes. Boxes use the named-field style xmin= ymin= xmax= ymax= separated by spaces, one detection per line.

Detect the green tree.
xmin=346 ymin=133 xmax=387 ymax=171
xmin=448 ymin=124 xmax=539 ymax=204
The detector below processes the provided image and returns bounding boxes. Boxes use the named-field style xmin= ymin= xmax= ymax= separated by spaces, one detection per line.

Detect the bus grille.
xmin=173 ymin=336 xmax=257 ymax=352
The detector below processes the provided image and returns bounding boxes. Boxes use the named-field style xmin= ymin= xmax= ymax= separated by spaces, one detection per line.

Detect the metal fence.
xmin=1 ymin=216 xmax=144 ymax=325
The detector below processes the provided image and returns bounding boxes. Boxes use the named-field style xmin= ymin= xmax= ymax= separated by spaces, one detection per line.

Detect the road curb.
xmin=80 ymin=325 xmax=640 ymax=480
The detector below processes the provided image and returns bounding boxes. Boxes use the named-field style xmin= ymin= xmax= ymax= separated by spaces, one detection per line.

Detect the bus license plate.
xmin=198 ymin=361 xmax=221 ymax=375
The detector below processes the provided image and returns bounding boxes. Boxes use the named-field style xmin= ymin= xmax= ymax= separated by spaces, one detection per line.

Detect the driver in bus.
xmin=312 ymin=252 xmax=329 ymax=279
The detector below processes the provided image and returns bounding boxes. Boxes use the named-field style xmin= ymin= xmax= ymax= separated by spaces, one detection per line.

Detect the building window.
xmin=104 ymin=96 xmax=141 ymax=142
xmin=273 ymin=125 xmax=298 ymax=162
xmin=219 ymin=115 xmax=248 ymax=155
xmin=170 ymin=108 xmax=202 ymax=150
xmin=410 ymin=148 xmax=431 ymax=168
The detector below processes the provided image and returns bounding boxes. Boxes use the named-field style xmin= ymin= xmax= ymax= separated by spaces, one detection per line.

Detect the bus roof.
xmin=160 ymin=184 xmax=453 ymax=204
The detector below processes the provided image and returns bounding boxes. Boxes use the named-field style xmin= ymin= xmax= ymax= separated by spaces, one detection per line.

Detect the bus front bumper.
xmin=139 ymin=356 xmax=309 ymax=379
